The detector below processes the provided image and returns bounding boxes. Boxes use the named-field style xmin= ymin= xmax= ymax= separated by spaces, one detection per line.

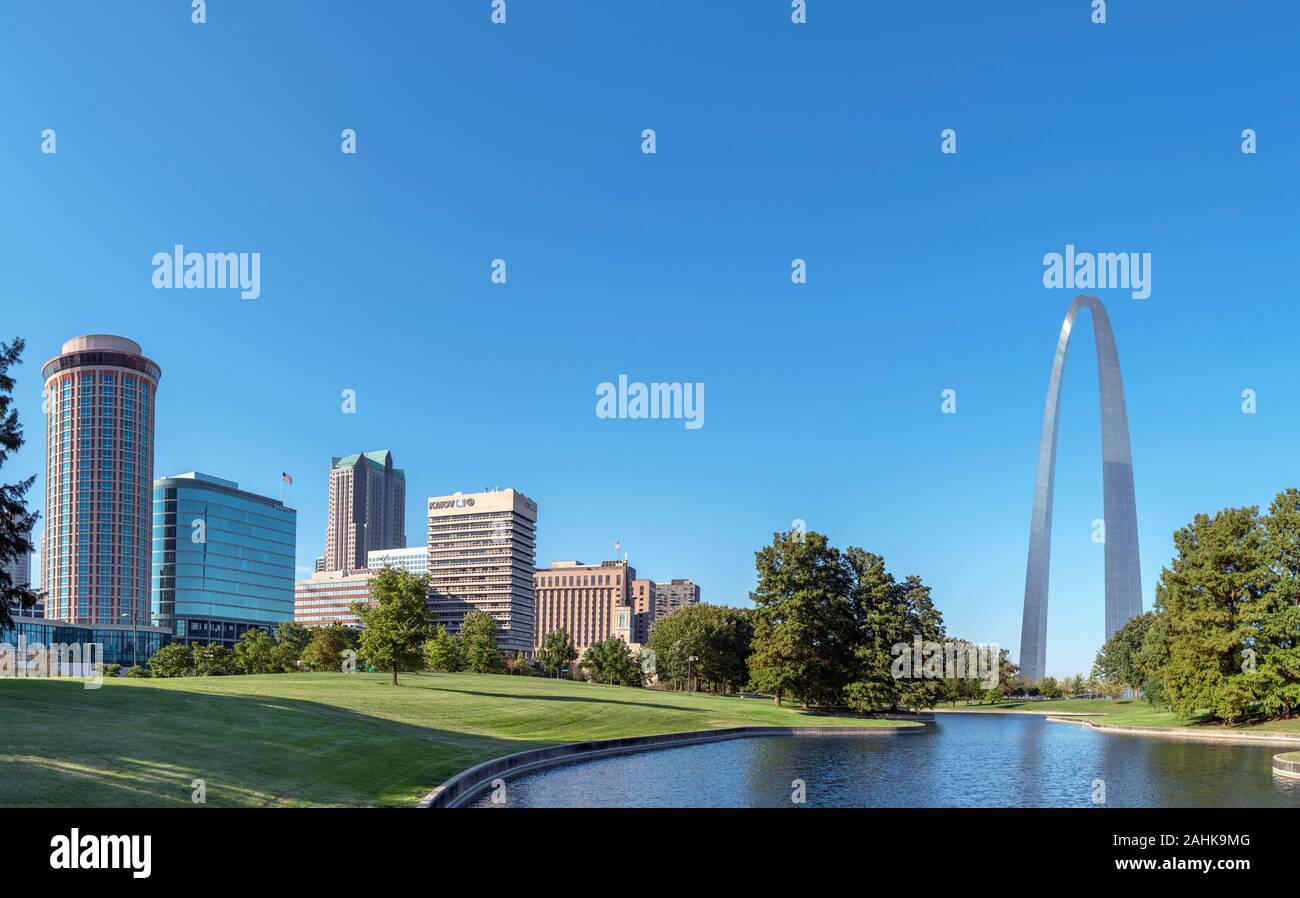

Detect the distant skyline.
xmin=4 ymin=2 xmax=1299 ymax=677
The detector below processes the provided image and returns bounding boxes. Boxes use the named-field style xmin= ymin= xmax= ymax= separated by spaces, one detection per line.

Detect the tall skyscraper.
xmin=323 ymin=450 xmax=405 ymax=572
xmin=534 ymin=559 xmax=635 ymax=656
xmin=427 ymin=488 xmax=537 ymax=656
xmin=152 ymin=472 xmax=297 ymax=646
xmin=42 ymin=335 xmax=160 ymax=625
xmin=655 ymin=579 xmax=700 ymax=619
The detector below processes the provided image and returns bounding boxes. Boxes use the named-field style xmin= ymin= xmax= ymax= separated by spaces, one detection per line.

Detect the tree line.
xmin=1092 ymin=488 xmax=1300 ymax=722
xmin=138 ymin=536 xmax=1021 ymax=715
xmin=142 ymin=568 xmax=535 ymax=682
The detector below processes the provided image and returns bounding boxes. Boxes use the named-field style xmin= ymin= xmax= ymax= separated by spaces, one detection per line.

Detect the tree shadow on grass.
xmin=0 ymin=678 xmax=536 ymax=808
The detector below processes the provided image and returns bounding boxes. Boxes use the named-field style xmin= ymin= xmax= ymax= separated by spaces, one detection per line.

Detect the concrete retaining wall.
xmin=1048 ymin=715 xmax=1300 ymax=747
xmin=1273 ymin=753 xmax=1300 ymax=780
xmin=418 ymin=723 xmax=922 ymax=808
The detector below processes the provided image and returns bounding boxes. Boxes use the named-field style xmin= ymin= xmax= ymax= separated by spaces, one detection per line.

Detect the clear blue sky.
xmin=3 ymin=2 xmax=1297 ymax=678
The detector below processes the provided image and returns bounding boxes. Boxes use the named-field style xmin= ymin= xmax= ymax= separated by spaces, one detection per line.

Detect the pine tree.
xmin=0 ymin=338 xmax=40 ymax=629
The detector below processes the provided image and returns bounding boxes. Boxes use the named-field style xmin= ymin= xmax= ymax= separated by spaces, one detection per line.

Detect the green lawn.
xmin=1280 ymin=751 xmax=1300 ymax=763
xmin=938 ymin=697 xmax=1300 ymax=733
xmin=0 ymin=672 xmax=904 ymax=808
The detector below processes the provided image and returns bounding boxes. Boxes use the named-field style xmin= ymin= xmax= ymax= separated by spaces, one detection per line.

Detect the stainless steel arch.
xmin=1019 ymin=294 xmax=1143 ymax=682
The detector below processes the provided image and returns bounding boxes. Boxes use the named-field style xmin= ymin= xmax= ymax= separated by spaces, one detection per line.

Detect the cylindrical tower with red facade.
xmin=42 ymin=335 xmax=161 ymax=626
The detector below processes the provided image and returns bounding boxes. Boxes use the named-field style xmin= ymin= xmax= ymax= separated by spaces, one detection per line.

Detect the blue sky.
xmin=3 ymin=1 xmax=1297 ymax=677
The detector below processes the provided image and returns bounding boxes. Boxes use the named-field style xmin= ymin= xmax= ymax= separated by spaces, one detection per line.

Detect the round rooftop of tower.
xmin=42 ymin=334 xmax=161 ymax=382
xmin=60 ymin=334 xmax=143 ymax=355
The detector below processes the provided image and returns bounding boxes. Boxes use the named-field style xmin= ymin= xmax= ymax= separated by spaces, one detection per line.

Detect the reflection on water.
xmin=470 ymin=714 xmax=1300 ymax=808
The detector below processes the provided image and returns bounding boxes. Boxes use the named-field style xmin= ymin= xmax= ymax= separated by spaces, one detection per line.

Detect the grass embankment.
xmin=1278 ymin=751 xmax=1300 ymax=763
xmin=938 ymin=697 xmax=1300 ymax=733
xmin=0 ymin=672 xmax=906 ymax=808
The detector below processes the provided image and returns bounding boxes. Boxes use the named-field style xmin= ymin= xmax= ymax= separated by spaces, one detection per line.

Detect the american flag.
xmin=282 ymin=472 xmax=293 ymax=485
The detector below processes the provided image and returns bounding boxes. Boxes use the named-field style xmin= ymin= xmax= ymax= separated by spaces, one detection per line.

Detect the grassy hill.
xmin=0 ymin=672 xmax=905 ymax=808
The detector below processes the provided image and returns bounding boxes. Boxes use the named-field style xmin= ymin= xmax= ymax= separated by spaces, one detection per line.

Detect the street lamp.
xmin=120 ymin=610 xmax=137 ymax=670
xmin=687 ymin=655 xmax=699 ymax=694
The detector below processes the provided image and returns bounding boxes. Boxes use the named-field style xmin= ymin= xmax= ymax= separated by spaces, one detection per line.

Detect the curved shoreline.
xmin=929 ymin=707 xmax=1101 ymax=717
xmin=418 ymin=723 xmax=923 ymax=808
xmin=1047 ymin=715 xmax=1300 ymax=747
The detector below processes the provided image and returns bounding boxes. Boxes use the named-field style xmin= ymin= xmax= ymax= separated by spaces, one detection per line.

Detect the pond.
xmin=470 ymin=713 xmax=1300 ymax=807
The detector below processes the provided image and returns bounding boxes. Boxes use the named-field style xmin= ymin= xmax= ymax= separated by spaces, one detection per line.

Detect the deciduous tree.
xmin=538 ymin=628 xmax=578 ymax=678
xmin=352 ymin=568 xmax=432 ymax=686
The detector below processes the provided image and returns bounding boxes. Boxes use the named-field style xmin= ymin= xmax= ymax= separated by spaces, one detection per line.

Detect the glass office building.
xmin=1 ymin=612 xmax=171 ymax=670
xmin=152 ymin=472 xmax=297 ymax=646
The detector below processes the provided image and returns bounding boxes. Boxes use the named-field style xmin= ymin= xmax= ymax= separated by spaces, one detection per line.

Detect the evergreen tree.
xmin=461 ymin=611 xmax=504 ymax=673
xmin=747 ymin=530 xmax=855 ymax=707
xmin=1258 ymin=489 xmax=1300 ymax=718
xmin=0 ymin=338 xmax=40 ymax=629
xmin=1155 ymin=505 xmax=1268 ymax=721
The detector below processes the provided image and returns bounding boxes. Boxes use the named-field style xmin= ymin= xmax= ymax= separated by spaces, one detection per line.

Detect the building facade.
xmin=323 ymin=450 xmax=405 ymax=572
xmin=427 ymin=488 xmax=537 ymax=656
xmin=1 ymin=611 xmax=171 ymax=671
xmin=367 ymin=546 xmax=428 ymax=576
xmin=631 ymin=578 xmax=655 ymax=644
xmin=533 ymin=560 xmax=636 ymax=657
xmin=41 ymin=335 xmax=160 ymax=626
xmin=655 ymin=579 xmax=700 ymax=619
xmin=294 ymin=569 xmax=378 ymax=629
xmin=151 ymin=472 xmax=297 ymax=646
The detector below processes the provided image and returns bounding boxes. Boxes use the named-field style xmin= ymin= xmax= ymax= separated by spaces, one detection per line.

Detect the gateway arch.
xmin=1019 ymin=294 xmax=1143 ymax=683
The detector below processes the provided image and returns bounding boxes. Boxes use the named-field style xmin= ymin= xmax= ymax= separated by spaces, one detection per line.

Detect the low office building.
xmin=152 ymin=472 xmax=297 ymax=646
xmin=367 ymin=546 xmax=428 ymax=576
xmin=1 ymin=610 xmax=171 ymax=670
xmin=294 ymin=569 xmax=377 ymax=629
xmin=533 ymin=560 xmax=636 ymax=657
xmin=427 ymin=488 xmax=537 ymax=656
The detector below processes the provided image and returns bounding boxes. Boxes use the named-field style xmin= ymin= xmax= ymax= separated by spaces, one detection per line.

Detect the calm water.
xmin=470 ymin=714 xmax=1300 ymax=807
